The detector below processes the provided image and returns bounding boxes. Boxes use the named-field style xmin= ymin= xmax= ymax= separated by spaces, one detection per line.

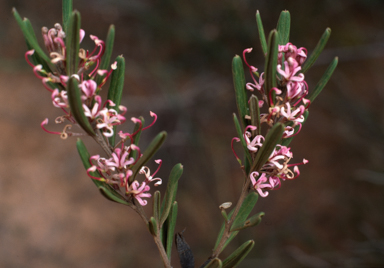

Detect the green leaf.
xmin=301 ymin=28 xmax=331 ymax=73
xmin=232 ymin=55 xmax=248 ymax=129
xmin=107 ymin=55 xmax=125 ymax=146
xmin=62 ymin=0 xmax=73 ymax=33
xmin=166 ymin=201 xmax=178 ymax=260
xmin=202 ymin=258 xmax=222 ymax=268
xmin=160 ymin=163 xmax=183 ymax=226
xmin=66 ymin=10 xmax=81 ymax=76
xmin=148 ymin=217 xmax=158 ymax=236
xmin=67 ymin=77 xmax=96 ymax=136
xmin=153 ymin=191 xmax=161 ymax=223
xmin=231 ymin=212 xmax=264 ymax=231
xmin=233 ymin=113 xmax=252 ymax=167
xmin=249 ymin=95 xmax=261 ymax=135
xmin=250 ymin=123 xmax=284 ymax=173
xmin=95 ymin=25 xmax=116 ymax=86
xmin=221 ymin=209 xmax=229 ymax=222
xmin=214 ymin=192 xmax=258 ymax=253
xmin=222 ymin=240 xmax=254 ymax=268
xmin=264 ymin=30 xmax=279 ymax=103
xmin=12 ymin=8 xmax=52 ymax=64
xmin=230 ymin=192 xmax=259 ymax=232
xmin=76 ymin=138 xmax=103 ymax=185
xmin=76 ymin=138 xmax=131 ymax=206
xmin=98 ymin=185 xmax=131 ymax=206
xmin=107 ymin=55 xmax=125 ymax=108
xmin=276 ymin=10 xmax=291 ymax=46
xmin=308 ymin=57 xmax=338 ymax=103
xmin=23 ymin=19 xmax=53 ymax=73
xmin=130 ymin=131 xmax=167 ymax=182
xmin=128 ymin=116 xmax=145 ymax=159
xmin=255 ymin=11 xmax=267 ymax=55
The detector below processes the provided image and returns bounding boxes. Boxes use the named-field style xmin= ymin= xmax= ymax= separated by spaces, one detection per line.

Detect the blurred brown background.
xmin=1 ymin=0 xmax=384 ymax=267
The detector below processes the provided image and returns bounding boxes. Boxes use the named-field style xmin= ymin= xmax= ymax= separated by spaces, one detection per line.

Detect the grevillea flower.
xmin=234 ymin=41 xmax=311 ymax=197
xmin=25 ymin=19 xmax=163 ymax=208
xmin=128 ymin=181 xmax=151 ymax=206
xmin=105 ymin=147 xmax=135 ymax=170
xmin=250 ymin=172 xmax=272 ymax=197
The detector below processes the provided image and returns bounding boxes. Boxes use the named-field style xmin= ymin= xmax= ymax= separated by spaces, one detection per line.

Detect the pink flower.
xmin=280 ymin=102 xmax=305 ymax=123
xmin=83 ymin=95 xmax=102 ymax=120
xmin=51 ymin=89 xmax=69 ymax=108
xmin=105 ymin=147 xmax=135 ymax=170
xmin=244 ymin=126 xmax=265 ymax=153
xmin=96 ymin=107 xmax=126 ymax=137
xmin=139 ymin=159 xmax=163 ymax=186
xmin=250 ymin=172 xmax=272 ymax=197
xmin=79 ymin=80 xmax=97 ymax=100
xmin=129 ymin=181 xmax=151 ymax=206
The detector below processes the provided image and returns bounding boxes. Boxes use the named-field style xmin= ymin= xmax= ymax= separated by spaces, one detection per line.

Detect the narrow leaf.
xmin=67 ymin=77 xmax=96 ymax=136
xmin=166 ymin=201 xmax=178 ymax=260
xmin=23 ymin=19 xmax=53 ymax=73
xmin=148 ymin=217 xmax=158 ymax=236
xmin=301 ymin=28 xmax=331 ymax=73
xmin=107 ymin=55 xmax=125 ymax=108
xmin=66 ymin=10 xmax=81 ymax=76
xmin=176 ymin=232 xmax=195 ymax=268
xmin=232 ymin=55 xmax=248 ymax=129
xmin=264 ymin=30 xmax=279 ymax=102
xmin=62 ymin=0 xmax=73 ymax=33
xmin=308 ymin=57 xmax=338 ymax=103
xmin=160 ymin=163 xmax=183 ymax=226
xmin=153 ymin=191 xmax=161 ymax=223
xmin=255 ymin=11 xmax=267 ymax=55
xmin=276 ymin=10 xmax=291 ymax=46
xmin=233 ymin=113 xmax=252 ymax=167
xmin=107 ymin=55 xmax=125 ymax=146
xmin=202 ymin=258 xmax=222 ymax=268
xmin=128 ymin=116 xmax=145 ymax=160
xmin=222 ymin=240 xmax=254 ymax=268
xmin=230 ymin=192 xmax=259 ymax=232
xmin=250 ymin=123 xmax=284 ymax=173
xmin=244 ymin=212 xmax=264 ymax=228
xmin=98 ymin=186 xmax=131 ymax=206
xmin=249 ymin=95 xmax=261 ymax=135
xmin=130 ymin=131 xmax=167 ymax=182
xmin=12 ymin=8 xmax=52 ymax=63
xmin=95 ymin=25 xmax=116 ymax=86
xmin=231 ymin=211 xmax=264 ymax=231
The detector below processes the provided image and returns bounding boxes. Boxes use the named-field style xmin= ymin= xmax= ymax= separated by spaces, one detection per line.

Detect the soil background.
xmin=1 ymin=0 xmax=384 ymax=267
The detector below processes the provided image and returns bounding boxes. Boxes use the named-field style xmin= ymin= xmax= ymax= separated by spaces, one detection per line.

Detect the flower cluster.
xmin=235 ymin=43 xmax=310 ymax=197
xmin=87 ymin=112 xmax=161 ymax=206
xmin=24 ymin=23 xmax=162 ymax=206
xmin=25 ymin=23 xmax=125 ymax=139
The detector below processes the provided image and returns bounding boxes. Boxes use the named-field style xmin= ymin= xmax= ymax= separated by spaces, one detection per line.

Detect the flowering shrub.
xmin=14 ymin=2 xmax=337 ymax=267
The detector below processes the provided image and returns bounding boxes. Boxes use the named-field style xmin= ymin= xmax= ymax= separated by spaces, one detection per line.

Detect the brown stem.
xmin=153 ymin=233 xmax=172 ymax=268
xmin=132 ymin=201 xmax=171 ymax=267
xmin=92 ymin=129 xmax=113 ymax=158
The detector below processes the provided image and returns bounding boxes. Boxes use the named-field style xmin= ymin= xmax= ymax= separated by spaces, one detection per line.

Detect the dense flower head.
xmin=26 ymin=23 xmax=162 ymax=206
xmin=87 ymin=139 xmax=162 ymax=206
xmin=25 ymin=23 xmax=123 ymax=139
xmin=233 ymin=42 xmax=311 ymax=197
